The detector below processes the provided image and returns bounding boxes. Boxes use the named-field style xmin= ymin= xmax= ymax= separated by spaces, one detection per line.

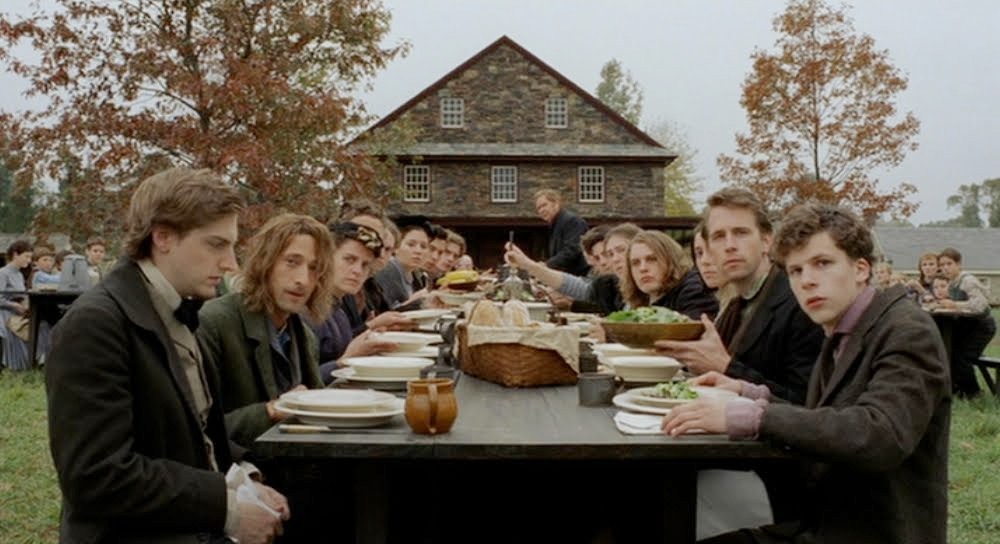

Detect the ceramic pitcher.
xmin=405 ymin=378 xmax=457 ymax=435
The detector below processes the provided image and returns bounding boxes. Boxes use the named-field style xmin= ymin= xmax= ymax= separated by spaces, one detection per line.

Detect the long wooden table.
xmin=255 ymin=376 xmax=793 ymax=543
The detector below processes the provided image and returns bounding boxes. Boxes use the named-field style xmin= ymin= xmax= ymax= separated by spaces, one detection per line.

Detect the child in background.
xmin=31 ymin=248 xmax=61 ymax=289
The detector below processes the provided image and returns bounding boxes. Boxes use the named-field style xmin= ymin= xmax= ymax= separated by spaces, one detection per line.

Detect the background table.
xmin=256 ymin=375 xmax=793 ymax=543
xmin=27 ymin=291 xmax=82 ymax=364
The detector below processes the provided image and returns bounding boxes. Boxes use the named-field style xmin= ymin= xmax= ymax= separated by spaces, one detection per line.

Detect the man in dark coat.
xmin=664 ymin=203 xmax=950 ymax=544
xmin=198 ymin=214 xmax=333 ymax=449
xmin=46 ymin=168 xmax=289 ymax=544
xmin=656 ymin=188 xmax=823 ymax=405
xmin=534 ymin=188 xmax=590 ymax=277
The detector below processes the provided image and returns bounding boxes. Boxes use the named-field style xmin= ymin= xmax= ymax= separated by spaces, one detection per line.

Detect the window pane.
xmin=441 ymin=97 xmax=464 ymax=128
xmin=578 ymin=166 xmax=604 ymax=202
xmin=491 ymin=166 xmax=517 ymax=203
xmin=403 ymin=165 xmax=430 ymax=202
xmin=545 ymin=97 xmax=567 ymax=128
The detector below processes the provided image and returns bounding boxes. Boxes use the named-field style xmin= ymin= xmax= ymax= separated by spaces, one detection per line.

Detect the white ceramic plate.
xmin=435 ymin=290 xmax=485 ymax=306
xmin=610 ymin=355 xmax=683 ymax=383
xmin=331 ymin=366 xmax=419 ymax=384
xmin=593 ymin=343 xmax=657 ymax=357
xmin=399 ymin=308 xmax=454 ymax=325
xmin=379 ymin=345 xmax=439 ymax=359
xmin=368 ymin=331 xmax=443 ymax=352
xmin=278 ymin=389 xmax=397 ymax=413
xmin=343 ymin=356 xmax=434 ymax=378
xmin=629 ymin=385 xmax=737 ymax=408
xmin=613 ymin=392 xmax=672 ymax=415
xmin=275 ymin=398 xmax=404 ymax=428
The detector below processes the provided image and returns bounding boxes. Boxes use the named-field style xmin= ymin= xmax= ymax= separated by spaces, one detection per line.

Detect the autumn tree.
xmin=718 ymin=0 xmax=920 ymax=222
xmin=0 ymin=158 xmax=35 ymax=233
xmin=595 ymin=59 xmax=643 ymax=126
xmin=0 ymin=0 xmax=407 ymax=240
xmin=646 ymin=119 xmax=701 ymax=216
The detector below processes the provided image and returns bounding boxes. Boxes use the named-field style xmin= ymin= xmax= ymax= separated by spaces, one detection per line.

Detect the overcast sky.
xmin=2 ymin=1 xmax=997 ymax=225
xmin=359 ymin=0 xmax=1000 ymax=225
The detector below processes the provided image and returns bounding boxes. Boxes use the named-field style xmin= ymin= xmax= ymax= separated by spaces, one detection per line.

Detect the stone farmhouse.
xmin=362 ymin=35 xmax=686 ymax=268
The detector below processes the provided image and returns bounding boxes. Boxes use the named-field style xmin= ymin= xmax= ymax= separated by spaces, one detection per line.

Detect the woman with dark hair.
xmin=621 ymin=230 xmax=718 ymax=320
xmin=374 ymin=220 xmax=432 ymax=310
xmin=1 ymin=240 xmax=34 ymax=370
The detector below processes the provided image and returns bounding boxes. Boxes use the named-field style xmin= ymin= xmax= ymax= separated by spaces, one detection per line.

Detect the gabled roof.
xmin=873 ymin=226 xmax=1000 ymax=272
xmin=365 ymin=35 xmax=665 ymax=149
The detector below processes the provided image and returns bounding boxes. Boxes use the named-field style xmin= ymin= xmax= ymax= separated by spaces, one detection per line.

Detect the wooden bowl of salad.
xmin=601 ymin=307 xmax=704 ymax=348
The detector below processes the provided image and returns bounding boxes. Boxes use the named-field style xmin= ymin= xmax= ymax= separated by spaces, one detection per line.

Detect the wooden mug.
xmin=405 ymin=378 xmax=458 ymax=435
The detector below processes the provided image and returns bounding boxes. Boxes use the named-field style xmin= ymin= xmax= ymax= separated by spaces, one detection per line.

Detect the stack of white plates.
xmin=274 ymin=389 xmax=404 ymax=428
xmin=399 ymin=308 xmax=455 ymax=329
xmin=610 ymin=355 xmax=682 ymax=383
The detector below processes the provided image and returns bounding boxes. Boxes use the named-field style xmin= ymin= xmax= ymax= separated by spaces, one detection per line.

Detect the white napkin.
xmin=225 ymin=464 xmax=281 ymax=519
xmin=613 ymin=411 xmax=665 ymax=435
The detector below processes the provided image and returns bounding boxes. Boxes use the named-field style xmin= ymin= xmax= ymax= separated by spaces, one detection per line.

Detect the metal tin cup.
xmin=578 ymin=372 xmax=617 ymax=406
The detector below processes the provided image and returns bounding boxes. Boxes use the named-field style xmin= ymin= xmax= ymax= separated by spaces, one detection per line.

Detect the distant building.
xmin=361 ymin=35 xmax=690 ymax=268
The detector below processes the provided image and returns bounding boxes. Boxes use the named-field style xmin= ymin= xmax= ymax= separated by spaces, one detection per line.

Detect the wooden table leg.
xmin=355 ymin=461 xmax=388 ymax=544
xmin=29 ymin=305 xmax=41 ymax=367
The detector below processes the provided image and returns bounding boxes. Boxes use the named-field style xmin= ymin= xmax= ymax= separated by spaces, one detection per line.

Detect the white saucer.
xmin=279 ymin=389 xmax=397 ymax=413
xmin=275 ymin=398 xmax=404 ymax=428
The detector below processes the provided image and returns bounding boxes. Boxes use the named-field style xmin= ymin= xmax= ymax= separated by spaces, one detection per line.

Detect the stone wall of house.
xmin=390 ymin=43 xmax=645 ymax=145
xmin=388 ymin=161 xmax=664 ymax=218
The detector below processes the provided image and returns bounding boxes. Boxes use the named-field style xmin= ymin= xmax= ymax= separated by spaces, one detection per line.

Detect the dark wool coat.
xmin=46 ymin=261 xmax=242 ymax=543
xmin=757 ymin=286 xmax=950 ymax=543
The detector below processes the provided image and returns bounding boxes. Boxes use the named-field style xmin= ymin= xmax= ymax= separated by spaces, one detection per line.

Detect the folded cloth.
xmin=613 ymin=411 xmax=665 ymax=435
xmin=225 ymin=464 xmax=281 ymax=520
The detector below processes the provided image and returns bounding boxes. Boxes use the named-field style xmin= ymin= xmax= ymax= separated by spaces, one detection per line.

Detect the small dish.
xmin=343 ymin=356 xmax=434 ymax=378
xmin=610 ymin=355 xmax=683 ymax=383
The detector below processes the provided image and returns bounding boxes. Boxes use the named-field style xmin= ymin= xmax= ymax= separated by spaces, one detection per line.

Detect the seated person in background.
xmin=84 ymin=236 xmax=108 ymax=283
xmin=664 ymin=202 xmax=950 ymax=544
xmin=374 ymin=219 xmax=433 ymax=310
xmin=874 ymin=261 xmax=893 ymax=289
xmin=906 ymin=251 xmax=939 ymax=302
xmin=504 ymin=222 xmax=642 ymax=315
xmin=1 ymin=240 xmax=33 ymax=370
xmin=337 ymin=199 xmax=412 ymax=334
xmin=935 ymin=247 xmax=996 ymax=398
xmin=922 ymin=274 xmax=952 ymax=309
xmin=621 ymin=230 xmax=719 ymax=320
xmin=454 ymin=254 xmax=474 ymax=271
xmin=198 ymin=213 xmax=334 ymax=447
xmin=436 ymin=229 xmax=465 ymax=274
xmin=315 ymin=222 xmax=398 ymax=385
xmin=31 ymin=247 xmax=61 ymax=288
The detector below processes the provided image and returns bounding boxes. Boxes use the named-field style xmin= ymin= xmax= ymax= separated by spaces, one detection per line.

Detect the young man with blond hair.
xmin=198 ymin=213 xmax=336 ymax=448
xmin=47 ymin=167 xmax=289 ymax=544
xmin=664 ymin=203 xmax=950 ymax=544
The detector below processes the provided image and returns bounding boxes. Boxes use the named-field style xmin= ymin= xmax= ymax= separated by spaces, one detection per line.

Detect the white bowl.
xmin=611 ymin=356 xmax=683 ymax=383
xmin=435 ymin=290 xmax=486 ymax=307
xmin=344 ymin=356 xmax=434 ymax=378
xmin=368 ymin=331 xmax=443 ymax=352
xmin=593 ymin=343 xmax=657 ymax=358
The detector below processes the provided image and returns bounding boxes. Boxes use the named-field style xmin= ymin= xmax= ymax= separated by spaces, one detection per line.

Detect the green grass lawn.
xmin=2 ymin=327 xmax=999 ymax=542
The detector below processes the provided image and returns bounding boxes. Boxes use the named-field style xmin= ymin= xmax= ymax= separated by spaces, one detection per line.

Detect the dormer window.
xmin=545 ymin=97 xmax=568 ymax=128
xmin=440 ymin=97 xmax=464 ymax=128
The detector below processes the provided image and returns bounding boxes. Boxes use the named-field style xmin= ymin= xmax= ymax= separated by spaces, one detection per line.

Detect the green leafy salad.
xmin=605 ymin=306 xmax=691 ymax=324
xmin=644 ymin=381 xmax=699 ymax=400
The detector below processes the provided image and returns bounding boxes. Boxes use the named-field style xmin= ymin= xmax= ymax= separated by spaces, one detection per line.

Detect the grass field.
xmin=2 ymin=318 xmax=998 ymax=543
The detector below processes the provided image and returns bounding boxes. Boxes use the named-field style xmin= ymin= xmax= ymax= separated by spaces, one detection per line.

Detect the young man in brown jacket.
xmin=663 ymin=202 xmax=950 ymax=544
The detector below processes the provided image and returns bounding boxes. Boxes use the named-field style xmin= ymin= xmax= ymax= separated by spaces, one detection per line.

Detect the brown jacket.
xmin=759 ymin=286 xmax=950 ymax=543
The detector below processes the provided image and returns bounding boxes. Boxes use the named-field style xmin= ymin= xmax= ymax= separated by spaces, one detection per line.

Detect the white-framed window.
xmin=403 ymin=165 xmax=430 ymax=202
xmin=545 ymin=97 xmax=568 ymax=128
xmin=490 ymin=166 xmax=518 ymax=203
xmin=578 ymin=166 xmax=605 ymax=203
xmin=440 ymin=97 xmax=464 ymax=128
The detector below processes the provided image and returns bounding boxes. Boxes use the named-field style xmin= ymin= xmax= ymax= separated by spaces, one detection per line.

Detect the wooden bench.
xmin=975 ymin=356 xmax=1000 ymax=396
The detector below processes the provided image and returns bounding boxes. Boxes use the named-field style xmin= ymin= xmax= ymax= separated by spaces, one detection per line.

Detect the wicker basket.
xmin=457 ymin=323 xmax=578 ymax=387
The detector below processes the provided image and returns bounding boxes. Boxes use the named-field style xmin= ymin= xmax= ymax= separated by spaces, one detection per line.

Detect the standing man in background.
xmin=534 ymin=188 xmax=590 ymax=277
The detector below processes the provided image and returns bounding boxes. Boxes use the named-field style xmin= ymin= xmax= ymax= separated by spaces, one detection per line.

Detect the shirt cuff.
xmin=726 ymin=397 xmax=768 ymax=440
xmin=740 ymin=381 xmax=771 ymax=401
xmin=224 ymin=489 xmax=240 ymax=538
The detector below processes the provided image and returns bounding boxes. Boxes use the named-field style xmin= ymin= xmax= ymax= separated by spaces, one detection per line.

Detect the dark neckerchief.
xmin=174 ymin=298 xmax=204 ymax=332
